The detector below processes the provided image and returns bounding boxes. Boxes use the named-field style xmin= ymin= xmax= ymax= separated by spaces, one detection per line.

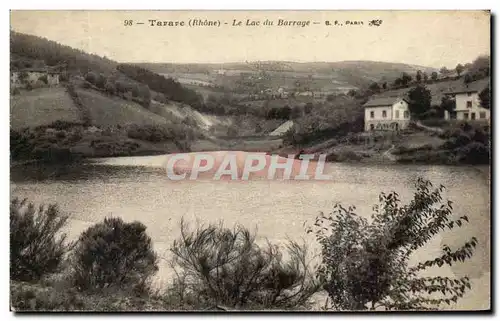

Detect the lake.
xmin=10 ymin=155 xmax=491 ymax=310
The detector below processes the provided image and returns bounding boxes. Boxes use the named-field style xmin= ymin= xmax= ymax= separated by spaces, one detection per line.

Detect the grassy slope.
xmin=10 ymin=88 xmax=83 ymax=130
xmin=76 ymin=89 xmax=169 ymax=127
xmin=372 ymin=78 xmax=468 ymax=105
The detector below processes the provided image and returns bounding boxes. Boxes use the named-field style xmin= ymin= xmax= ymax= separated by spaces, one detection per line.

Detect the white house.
xmin=443 ymin=78 xmax=490 ymax=121
xmin=363 ymin=97 xmax=411 ymax=131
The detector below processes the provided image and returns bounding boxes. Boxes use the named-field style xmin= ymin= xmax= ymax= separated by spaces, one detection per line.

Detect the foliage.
xmin=10 ymin=198 xmax=72 ymax=282
xmin=401 ymin=72 xmax=412 ymax=87
xmin=117 ymin=63 xmax=203 ymax=109
xmin=71 ymin=217 xmax=159 ymax=293
xmin=455 ymin=64 xmax=464 ymax=77
xmin=416 ymin=70 xmax=422 ymax=83
xmin=408 ymin=85 xmax=432 ymax=119
xmin=104 ymin=81 xmax=116 ymax=95
xmin=369 ymin=82 xmax=381 ymax=93
xmin=431 ymin=72 xmax=438 ymax=81
xmin=440 ymin=96 xmax=456 ymax=113
xmin=169 ymin=219 xmax=321 ymax=310
xmin=11 ymin=31 xmax=116 ymax=74
xmin=479 ymin=85 xmax=490 ymax=109
xmin=85 ymin=72 xmax=98 ymax=85
xmin=465 ymin=55 xmax=490 ymax=82
xmin=126 ymin=123 xmax=193 ymax=143
xmin=308 ymin=178 xmax=477 ymax=310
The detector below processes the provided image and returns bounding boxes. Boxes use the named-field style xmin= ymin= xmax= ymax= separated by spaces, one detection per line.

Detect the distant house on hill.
xmin=11 ymin=66 xmax=61 ymax=87
xmin=363 ymin=96 xmax=410 ymax=131
xmin=442 ymin=78 xmax=490 ymax=121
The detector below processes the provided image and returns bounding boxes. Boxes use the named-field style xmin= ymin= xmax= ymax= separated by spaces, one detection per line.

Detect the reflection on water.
xmin=10 ymin=157 xmax=491 ymax=310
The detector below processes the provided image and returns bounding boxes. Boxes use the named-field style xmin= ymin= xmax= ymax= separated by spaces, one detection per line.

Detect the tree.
xmin=104 ymin=81 xmax=116 ymax=95
xmin=441 ymin=95 xmax=456 ymax=114
xmin=369 ymin=82 xmax=381 ymax=93
xmin=85 ymin=72 xmax=97 ymax=85
xmin=467 ymin=55 xmax=490 ymax=81
xmin=401 ymin=73 xmax=412 ymax=87
xmin=479 ymin=85 xmax=490 ymax=109
xmin=408 ymin=85 xmax=432 ymax=119
xmin=308 ymin=178 xmax=477 ymax=310
xmin=95 ymin=74 xmax=106 ymax=89
xmin=423 ymin=72 xmax=429 ymax=82
xmin=139 ymin=85 xmax=152 ymax=108
xmin=10 ymin=198 xmax=71 ymax=282
xmin=440 ymin=67 xmax=449 ymax=76
xmin=72 ymin=217 xmax=158 ymax=293
xmin=455 ymin=64 xmax=465 ymax=77
xmin=170 ymin=219 xmax=320 ymax=309
xmin=416 ymin=70 xmax=422 ymax=83
xmin=431 ymin=72 xmax=438 ymax=81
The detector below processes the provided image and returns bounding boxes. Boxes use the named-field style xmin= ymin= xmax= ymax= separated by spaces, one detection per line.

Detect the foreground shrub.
xmin=456 ymin=142 xmax=490 ymax=164
xmin=10 ymin=198 xmax=71 ymax=281
xmin=71 ymin=217 xmax=158 ymax=293
xmin=309 ymin=178 xmax=477 ymax=310
xmin=169 ymin=219 xmax=321 ymax=310
xmin=10 ymin=281 xmax=85 ymax=311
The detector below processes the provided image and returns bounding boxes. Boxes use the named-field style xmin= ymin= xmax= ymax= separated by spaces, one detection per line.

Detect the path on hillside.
xmin=414 ymin=121 xmax=445 ymax=134
xmin=381 ymin=144 xmax=397 ymax=162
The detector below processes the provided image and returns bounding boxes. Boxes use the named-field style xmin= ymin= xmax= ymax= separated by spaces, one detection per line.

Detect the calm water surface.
xmin=10 ymin=155 xmax=491 ymax=310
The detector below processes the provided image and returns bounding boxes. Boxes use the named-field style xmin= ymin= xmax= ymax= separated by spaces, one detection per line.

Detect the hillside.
xmin=10 ymin=87 xmax=82 ymax=130
xmin=136 ymin=60 xmax=437 ymax=90
xmin=76 ymin=89 xmax=169 ymax=127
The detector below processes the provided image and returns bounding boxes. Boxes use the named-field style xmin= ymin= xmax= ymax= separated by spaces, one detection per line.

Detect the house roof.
xmin=443 ymin=78 xmax=489 ymax=95
xmin=363 ymin=96 xmax=406 ymax=108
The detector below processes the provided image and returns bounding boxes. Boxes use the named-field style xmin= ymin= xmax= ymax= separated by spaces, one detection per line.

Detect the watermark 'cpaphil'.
xmin=162 ymin=151 xmax=333 ymax=181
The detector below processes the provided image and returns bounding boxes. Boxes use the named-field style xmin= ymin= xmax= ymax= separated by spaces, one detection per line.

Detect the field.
xmin=76 ymin=89 xmax=169 ymax=127
xmin=10 ymin=88 xmax=82 ymax=130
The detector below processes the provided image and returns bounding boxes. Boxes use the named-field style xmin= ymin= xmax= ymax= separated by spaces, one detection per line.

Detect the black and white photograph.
xmin=8 ymin=10 xmax=491 ymax=312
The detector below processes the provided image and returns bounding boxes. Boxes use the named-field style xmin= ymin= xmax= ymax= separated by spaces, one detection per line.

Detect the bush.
xmin=10 ymin=198 xmax=71 ymax=282
xmin=71 ymin=217 xmax=158 ymax=293
xmin=85 ymin=72 xmax=97 ymax=85
xmin=456 ymin=142 xmax=490 ymax=164
xmin=308 ymin=178 xmax=477 ymax=310
xmin=10 ymin=282 xmax=85 ymax=311
xmin=126 ymin=124 xmax=172 ymax=142
xmin=169 ymin=219 xmax=321 ymax=310
xmin=104 ymin=81 xmax=116 ymax=95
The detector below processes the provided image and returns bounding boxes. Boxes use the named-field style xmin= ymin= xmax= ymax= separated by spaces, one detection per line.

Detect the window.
xmin=370 ymin=111 xmax=374 ymax=119
xmin=370 ymin=124 xmax=375 ymax=131
xmin=464 ymin=113 xmax=469 ymax=120
xmin=480 ymin=112 xmax=486 ymax=119
xmin=467 ymin=92 xmax=472 ymax=97
xmin=467 ymin=101 xmax=473 ymax=108
xmin=471 ymin=113 xmax=476 ymax=120
xmin=395 ymin=110 xmax=400 ymax=119
xmin=404 ymin=111 xmax=409 ymax=119
xmin=382 ymin=110 xmax=387 ymax=118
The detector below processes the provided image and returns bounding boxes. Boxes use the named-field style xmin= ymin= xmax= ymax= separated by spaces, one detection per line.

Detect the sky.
xmin=10 ymin=10 xmax=490 ymax=68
